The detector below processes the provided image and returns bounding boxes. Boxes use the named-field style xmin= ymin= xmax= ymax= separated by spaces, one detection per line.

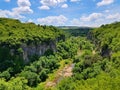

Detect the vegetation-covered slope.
xmin=0 ymin=18 xmax=120 ymax=90
xmin=0 ymin=18 xmax=80 ymax=89
xmin=0 ymin=18 xmax=65 ymax=76
xmin=0 ymin=18 xmax=64 ymax=46
xmin=58 ymin=26 xmax=93 ymax=37
xmin=90 ymin=22 xmax=120 ymax=58
xmin=56 ymin=22 xmax=120 ymax=90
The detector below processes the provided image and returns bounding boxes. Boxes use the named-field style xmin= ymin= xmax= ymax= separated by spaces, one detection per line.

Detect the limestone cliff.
xmin=21 ymin=40 xmax=56 ymax=62
xmin=9 ymin=40 xmax=57 ymax=63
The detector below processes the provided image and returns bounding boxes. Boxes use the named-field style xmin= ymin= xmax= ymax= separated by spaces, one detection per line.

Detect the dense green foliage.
xmin=0 ymin=18 xmax=120 ymax=90
xmin=0 ymin=18 xmax=80 ymax=89
xmin=58 ymin=26 xmax=93 ymax=36
xmin=0 ymin=18 xmax=64 ymax=46
xmin=17 ymin=55 xmax=60 ymax=87
xmin=56 ymin=22 xmax=120 ymax=90
xmin=0 ymin=77 xmax=30 ymax=90
xmin=0 ymin=18 xmax=64 ymax=74
xmin=90 ymin=22 xmax=120 ymax=70
xmin=57 ymin=72 xmax=120 ymax=90
xmin=57 ymin=37 xmax=80 ymax=59
xmin=0 ymin=36 xmax=80 ymax=89
xmin=89 ymin=22 xmax=120 ymax=57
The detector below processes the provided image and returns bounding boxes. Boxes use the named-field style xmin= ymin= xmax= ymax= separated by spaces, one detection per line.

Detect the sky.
xmin=0 ymin=0 xmax=120 ymax=27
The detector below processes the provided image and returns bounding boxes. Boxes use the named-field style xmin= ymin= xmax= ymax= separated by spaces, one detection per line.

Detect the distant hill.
xmin=57 ymin=26 xmax=91 ymax=29
xmin=57 ymin=26 xmax=93 ymax=37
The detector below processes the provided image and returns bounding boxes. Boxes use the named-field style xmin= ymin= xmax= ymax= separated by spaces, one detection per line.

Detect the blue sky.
xmin=0 ymin=0 xmax=120 ymax=26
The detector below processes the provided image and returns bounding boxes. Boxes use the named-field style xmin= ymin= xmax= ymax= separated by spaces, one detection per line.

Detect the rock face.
xmin=21 ymin=41 xmax=56 ymax=62
xmin=8 ymin=37 xmax=64 ymax=63
xmin=87 ymin=32 xmax=112 ymax=58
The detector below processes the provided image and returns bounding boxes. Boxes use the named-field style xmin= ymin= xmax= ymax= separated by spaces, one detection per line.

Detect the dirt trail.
xmin=46 ymin=64 xmax=74 ymax=87
xmin=92 ymin=50 xmax=96 ymax=55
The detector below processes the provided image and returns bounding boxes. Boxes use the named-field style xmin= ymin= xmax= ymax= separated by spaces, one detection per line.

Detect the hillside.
xmin=55 ymin=22 xmax=120 ymax=90
xmin=89 ymin=22 xmax=120 ymax=57
xmin=58 ymin=26 xmax=93 ymax=36
xmin=0 ymin=18 xmax=65 ymax=74
xmin=0 ymin=18 xmax=120 ymax=90
xmin=0 ymin=18 xmax=64 ymax=46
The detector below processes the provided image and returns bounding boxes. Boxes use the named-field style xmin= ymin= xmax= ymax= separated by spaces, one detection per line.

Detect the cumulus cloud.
xmin=0 ymin=10 xmax=10 ymax=17
xmin=39 ymin=0 xmax=67 ymax=9
xmin=0 ymin=0 xmax=33 ymax=19
xmin=40 ymin=0 xmax=66 ymax=6
xmin=70 ymin=18 xmax=81 ymax=25
xmin=106 ymin=13 xmax=120 ymax=20
xmin=80 ymin=13 xmax=103 ymax=21
xmin=71 ymin=12 xmax=103 ymax=26
xmin=15 ymin=0 xmax=33 ymax=14
xmin=37 ymin=15 xmax=68 ymax=25
xmin=104 ymin=10 xmax=110 ymax=13
xmin=70 ymin=11 xmax=120 ymax=27
xmin=70 ymin=0 xmax=80 ymax=2
xmin=97 ymin=0 xmax=114 ymax=6
xmin=17 ymin=0 xmax=31 ymax=7
xmin=0 ymin=9 xmax=25 ymax=19
xmin=61 ymin=4 xmax=68 ymax=8
xmin=12 ymin=7 xmax=33 ymax=14
xmin=4 ymin=0 xmax=10 ymax=2
xmin=38 ymin=5 xmax=50 ymax=10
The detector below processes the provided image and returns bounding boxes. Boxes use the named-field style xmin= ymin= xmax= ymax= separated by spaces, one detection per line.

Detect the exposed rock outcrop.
xmin=21 ymin=40 xmax=56 ymax=62
xmin=9 ymin=40 xmax=57 ymax=63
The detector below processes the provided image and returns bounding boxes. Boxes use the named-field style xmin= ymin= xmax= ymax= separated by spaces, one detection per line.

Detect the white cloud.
xmin=12 ymin=6 xmax=33 ymax=14
xmin=61 ymin=4 xmax=68 ymax=8
xmin=39 ymin=0 xmax=67 ymax=9
xmin=40 ymin=0 xmax=66 ymax=6
xmin=0 ymin=9 xmax=25 ymax=19
xmin=38 ymin=5 xmax=50 ymax=10
xmin=17 ymin=0 xmax=31 ymax=7
xmin=0 ymin=10 xmax=10 ymax=17
xmin=104 ymin=10 xmax=110 ymax=13
xmin=5 ymin=0 xmax=10 ymax=2
xmin=37 ymin=15 xmax=68 ymax=25
xmin=80 ymin=13 xmax=103 ymax=21
xmin=15 ymin=0 xmax=33 ymax=14
xmin=106 ymin=13 xmax=120 ymax=19
xmin=70 ymin=18 xmax=104 ymax=27
xmin=70 ymin=0 xmax=80 ymax=2
xmin=9 ymin=12 xmax=25 ymax=19
xmin=97 ymin=0 xmax=114 ymax=6
xmin=70 ymin=18 xmax=81 ymax=25
xmin=0 ymin=0 xmax=33 ymax=19
xmin=70 ymin=10 xmax=120 ymax=27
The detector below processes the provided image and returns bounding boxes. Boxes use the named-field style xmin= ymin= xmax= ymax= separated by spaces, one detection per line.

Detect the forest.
xmin=0 ymin=18 xmax=120 ymax=90
xmin=58 ymin=26 xmax=93 ymax=37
